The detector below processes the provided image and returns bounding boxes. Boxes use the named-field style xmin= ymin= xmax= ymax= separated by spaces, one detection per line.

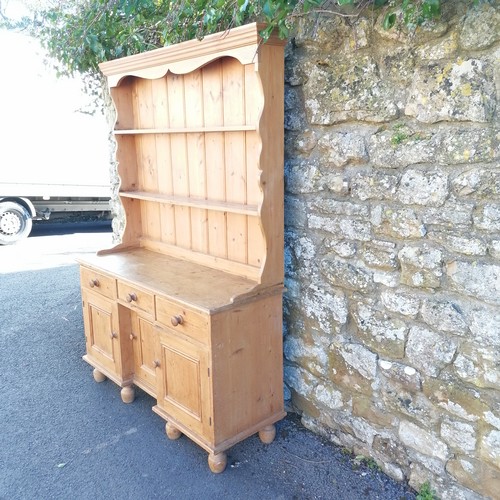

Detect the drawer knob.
xmin=129 ymin=333 xmax=136 ymax=340
xmin=89 ymin=279 xmax=100 ymax=288
xmin=110 ymin=331 xmax=118 ymax=339
xmin=153 ymin=360 xmax=160 ymax=368
xmin=171 ymin=315 xmax=184 ymax=327
xmin=126 ymin=292 xmax=138 ymax=303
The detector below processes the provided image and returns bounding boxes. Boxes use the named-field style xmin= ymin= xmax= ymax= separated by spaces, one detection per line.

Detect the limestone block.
xmin=292 ymin=129 xmax=317 ymax=154
xmin=398 ymin=244 xmax=443 ymax=288
xmin=361 ymin=240 xmax=398 ymax=270
xmin=311 ymin=198 xmax=369 ymax=217
xmin=427 ymin=230 xmax=487 ymax=256
xmin=446 ymin=457 xmax=500 ymax=499
xmin=440 ymin=418 xmax=477 ymax=453
xmin=451 ymin=168 xmax=500 ymax=198
xmin=372 ymin=435 xmax=409 ymax=468
xmin=399 ymin=420 xmax=448 ymax=460
xmin=313 ymin=383 xmax=345 ymax=411
xmin=446 ymin=260 xmax=500 ymax=305
xmin=352 ymin=302 xmax=408 ymax=359
xmin=474 ymin=203 xmax=500 ymax=231
xmin=381 ymin=289 xmax=420 ymax=318
xmin=285 ymin=158 xmax=322 ymax=194
xmin=284 ymin=86 xmax=307 ymax=131
xmin=422 ymin=201 xmax=474 ymax=226
xmin=372 ymin=206 xmax=426 ymax=239
xmin=317 ymin=132 xmax=368 ymax=167
xmin=424 ymin=378 xmax=487 ymax=422
xmin=416 ymin=30 xmax=459 ymax=61
xmin=405 ymin=59 xmax=495 ymax=123
xmin=453 ymin=347 xmax=500 ymax=390
xmin=479 ymin=430 xmax=500 ymax=468
xmin=338 ymin=343 xmax=378 ymax=381
xmin=467 ymin=305 xmax=500 ymax=348
xmin=369 ymin=126 xmax=438 ymax=168
xmin=378 ymin=359 xmax=422 ymax=392
xmin=373 ymin=270 xmax=400 ymax=288
xmin=328 ymin=343 xmax=375 ymax=396
xmin=353 ymin=397 xmax=397 ymax=429
xmin=284 ymin=196 xmax=308 ymax=229
xmin=284 ymin=335 xmax=329 ymax=379
xmin=437 ymin=127 xmax=498 ymax=165
xmin=351 ymin=170 xmax=398 ymax=201
xmin=406 ymin=325 xmax=458 ymax=377
xmin=490 ymin=239 xmax=500 ymax=259
xmin=308 ymin=214 xmax=372 ymax=242
xmin=420 ymin=299 xmax=469 ymax=335
xmin=302 ymin=283 xmax=348 ymax=328
xmin=484 ymin=411 xmax=500 ymax=431
xmin=380 ymin=47 xmax=416 ymax=86
xmin=284 ymin=364 xmax=316 ymax=400
xmin=303 ymin=55 xmax=398 ymax=125
xmin=459 ymin=3 xmax=500 ymax=50
xmin=322 ymin=237 xmax=357 ymax=258
xmin=379 ymin=385 xmax=439 ymax=425
xmin=397 ymin=168 xmax=449 ymax=207
xmin=320 ymin=256 xmax=374 ymax=293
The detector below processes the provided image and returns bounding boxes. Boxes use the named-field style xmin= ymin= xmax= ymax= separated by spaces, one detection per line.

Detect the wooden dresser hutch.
xmin=77 ymin=24 xmax=286 ymax=472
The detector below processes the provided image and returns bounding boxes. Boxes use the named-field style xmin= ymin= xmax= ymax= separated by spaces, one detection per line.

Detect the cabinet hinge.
xmin=209 ymin=417 xmax=212 ymax=426
xmin=208 ymin=367 xmax=211 ymax=377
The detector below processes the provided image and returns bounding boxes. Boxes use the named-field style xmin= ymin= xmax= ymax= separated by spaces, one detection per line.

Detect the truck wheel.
xmin=0 ymin=201 xmax=33 ymax=245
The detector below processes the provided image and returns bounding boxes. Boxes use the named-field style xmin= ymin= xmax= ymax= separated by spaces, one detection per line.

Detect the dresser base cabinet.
xmin=79 ymin=23 xmax=286 ymax=473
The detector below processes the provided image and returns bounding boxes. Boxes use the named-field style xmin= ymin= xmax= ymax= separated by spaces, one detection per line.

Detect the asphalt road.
xmin=0 ymin=224 xmax=416 ymax=500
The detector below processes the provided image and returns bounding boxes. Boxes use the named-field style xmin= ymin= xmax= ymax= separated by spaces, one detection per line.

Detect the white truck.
xmin=0 ymin=28 xmax=112 ymax=244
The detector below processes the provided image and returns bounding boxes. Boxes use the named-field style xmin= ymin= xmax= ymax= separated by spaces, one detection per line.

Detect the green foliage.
xmin=416 ymin=480 xmax=438 ymax=500
xmin=1 ymin=0 xmax=474 ymax=96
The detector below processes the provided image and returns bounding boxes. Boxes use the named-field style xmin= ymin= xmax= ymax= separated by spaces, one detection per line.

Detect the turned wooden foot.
xmin=259 ymin=424 xmax=276 ymax=444
xmin=120 ymin=385 xmax=135 ymax=403
xmin=165 ymin=422 xmax=182 ymax=440
xmin=92 ymin=369 xmax=106 ymax=383
xmin=208 ymin=452 xmax=227 ymax=474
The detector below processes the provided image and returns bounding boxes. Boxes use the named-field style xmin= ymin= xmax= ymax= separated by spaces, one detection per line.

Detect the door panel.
xmin=82 ymin=290 xmax=120 ymax=376
xmin=131 ymin=313 xmax=158 ymax=394
xmin=156 ymin=327 xmax=211 ymax=436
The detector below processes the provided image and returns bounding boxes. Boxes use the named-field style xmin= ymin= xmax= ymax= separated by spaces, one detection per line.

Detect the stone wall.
xmin=283 ymin=2 xmax=499 ymax=498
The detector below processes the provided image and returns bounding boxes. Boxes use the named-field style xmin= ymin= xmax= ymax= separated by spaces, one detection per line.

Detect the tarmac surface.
xmin=0 ymin=228 xmax=417 ymax=500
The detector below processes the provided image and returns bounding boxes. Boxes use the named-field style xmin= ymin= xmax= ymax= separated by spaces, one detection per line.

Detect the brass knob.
xmin=110 ymin=331 xmax=118 ymax=339
xmin=126 ymin=292 xmax=137 ymax=303
xmin=89 ymin=279 xmax=100 ymax=288
xmin=153 ymin=360 xmax=160 ymax=368
xmin=171 ymin=315 xmax=184 ymax=327
xmin=129 ymin=332 xmax=136 ymax=340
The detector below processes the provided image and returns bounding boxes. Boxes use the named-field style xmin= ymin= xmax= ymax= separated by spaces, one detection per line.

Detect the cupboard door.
xmin=156 ymin=327 xmax=211 ymax=437
xmin=130 ymin=312 xmax=158 ymax=396
xmin=82 ymin=290 xmax=121 ymax=377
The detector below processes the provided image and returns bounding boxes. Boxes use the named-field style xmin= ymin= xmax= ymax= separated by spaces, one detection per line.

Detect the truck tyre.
xmin=0 ymin=201 xmax=33 ymax=245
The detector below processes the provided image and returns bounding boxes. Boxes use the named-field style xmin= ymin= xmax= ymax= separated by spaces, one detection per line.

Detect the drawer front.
xmin=80 ymin=267 xmax=116 ymax=299
xmin=117 ymin=280 xmax=154 ymax=314
xmin=155 ymin=296 xmax=209 ymax=344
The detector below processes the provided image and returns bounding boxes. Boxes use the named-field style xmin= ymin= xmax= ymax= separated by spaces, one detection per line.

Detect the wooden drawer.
xmin=117 ymin=280 xmax=154 ymax=314
xmin=155 ymin=296 xmax=209 ymax=344
xmin=80 ymin=266 xmax=116 ymax=299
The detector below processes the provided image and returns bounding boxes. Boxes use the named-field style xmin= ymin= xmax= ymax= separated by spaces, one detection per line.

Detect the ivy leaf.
xmin=337 ymin=0 xmax=354 ymax=5
xmin=422 ymin=0 xmax=440 ymax=18
xmin=383 ymin=12 xmax=397 ymax=30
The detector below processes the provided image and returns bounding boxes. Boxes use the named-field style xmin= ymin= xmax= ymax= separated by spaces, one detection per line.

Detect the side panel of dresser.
xmin=210 ymin=292 xmax=285 ymax=451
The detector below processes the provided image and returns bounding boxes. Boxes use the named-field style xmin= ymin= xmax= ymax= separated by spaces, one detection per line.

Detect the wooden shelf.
xmin=114 ymin=125 xmax=257 ymax=135
xmin=120 ymin=191 xmax=259 ymax=216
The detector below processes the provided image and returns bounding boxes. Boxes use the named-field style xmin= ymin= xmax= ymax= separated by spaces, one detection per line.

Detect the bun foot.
xmin=208 ymin=452 xmax=227 ymax=473
xmin=120 ymin=385 xmax=135 ymax=403
xmin=92 ymin=369 xmax=106 ymax=383
xmin=165 ymin=422 xmax=182 ymax=440
xmin=259 ymin=424 xmax=276 ymax=444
